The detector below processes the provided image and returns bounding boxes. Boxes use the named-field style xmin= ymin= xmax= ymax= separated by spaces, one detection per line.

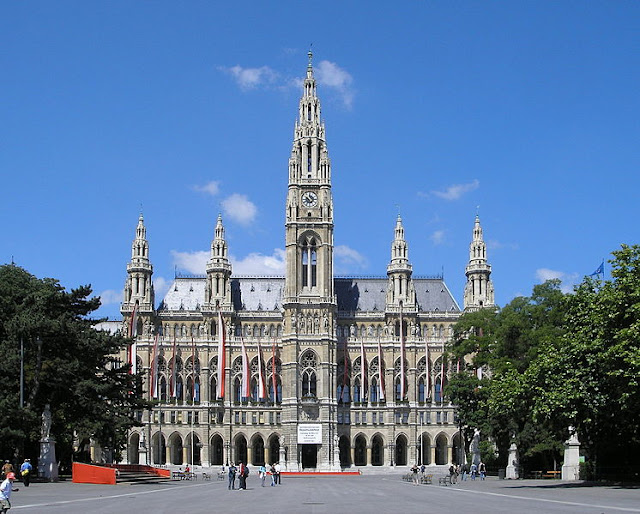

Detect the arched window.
xmin=234 ymin=377 xmax=241 ymax=403
xmin=301 ymin=350 xmax=318 ymax=397
xmin=370 ymin=377 xmax=378 ymax=402
xmin=301 ymin=236 xmax=318 ymax=288
xmin=160 ymin=376 xmax=167 ymax=402
xmin=435 ymin=379 xmax=442 ymax=403
xmin=354 ymin=379 xmax=361 ymax=403
xmin=194 ymin=378 xmax=200 ymax=403
xmin=418 ymin=377 xmax=425 ymax=403
xmin=210 ymin=376 xmax=217 ymax=402
xmin=176 ymin=377 xmax=184 ymax=403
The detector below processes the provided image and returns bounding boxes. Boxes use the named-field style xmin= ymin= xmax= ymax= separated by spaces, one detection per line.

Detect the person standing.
xmin=274 ymin=462 xmax=281 ymax=485
xmin=479 ymin=461 xmax=486 ymax=480
xmin=238 ymin=462 xmax=246 ymax=490
xmin=270 ymin=464 xmax=276 ymax=486
xmin=19 ymin=461 xmax=31 ymax=487
xmin=228 ymin=464 xmax=237 ymax=490
xmin=0 ymin=472 xmax=18 ymax=514
xmin=411 ymin=464 xmax=419 ymax=485
xmin=470 ymin=463 xmax=478 ymax=480
xmin=259 ymin=464 xmax=267 ymax=487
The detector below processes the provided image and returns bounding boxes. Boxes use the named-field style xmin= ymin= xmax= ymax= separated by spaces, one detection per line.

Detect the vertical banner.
xmin=191 ymin=336 xmax=196 ymax=401
xmin=378 ymin=337 xmax=385 ymax=402
xmin=257 ymin=339 xmax=267 ymax=401
xmin=217 ymin=310 xmax=226 ymax=400
xmin=151 ymin=333 xmax=159 ymax=399
xmin=425 ymin=340 xmax=430 ymax=399
xmin=441 ymin=358 xmax=445 ymax=404
xmin=241 ymin=339 xmax=250 ymax=399
xmin=170 ymin=336 xmax=177 ymax=398
xmin=360 ymin=337 xmax=367 ymax=400
xmin=271 ymin=340 xmax=278 ymax=403
xmin=400 ymin=304 xmax=405 ymax=400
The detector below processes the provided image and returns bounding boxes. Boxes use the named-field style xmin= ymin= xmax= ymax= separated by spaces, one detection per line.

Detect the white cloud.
xmin=231 ymin=249 xmax=286 ymax=275
xmin=430 ymin=230 xmax=446 ymax=245
xmin=315 ymin=60 xmax=354 ymax=108
xmin=193 ymin=181 xmax=220 ymax=197
xmin=487 ymin=239 xmax=520 ymax=251
xmin=334 ymin=245 xmax=368 ymax=274
xmin=431 ymin=179 xmax=480 ymax=201
xmin=153 ymin=276 xmax=171 ymax=302
xmin=220 ymin=65 xmax=278 ymax=90
xmin=222 ymin=193 xmax=257 ymax=225
xmin=98 ymin=289 xmax=122 ymax=306
xmin=171 ymin=250 xmax=209 ymax=274
xmin=535 ymin=268 xmax=579 ymax=293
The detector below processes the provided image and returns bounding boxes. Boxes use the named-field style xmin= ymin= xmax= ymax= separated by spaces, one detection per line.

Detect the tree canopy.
xmin=0 ymin=264 xmax=146 ymax=468
xmin=448 ymin=248 xmax=640 ymax=478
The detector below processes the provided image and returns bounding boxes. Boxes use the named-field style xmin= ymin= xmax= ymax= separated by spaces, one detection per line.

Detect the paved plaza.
xmin=7 ymin=475 xmax=640 ymax=513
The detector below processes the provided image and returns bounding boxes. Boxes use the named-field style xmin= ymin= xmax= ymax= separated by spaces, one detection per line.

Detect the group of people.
xmin=449 ymin=461 xmax=487 ymax=481
xmin=227 ymin=462 xmax=282 ymax=490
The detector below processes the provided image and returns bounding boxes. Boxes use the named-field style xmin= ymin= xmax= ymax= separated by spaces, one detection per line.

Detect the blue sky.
xmin=2 ymin=2 xmax=639 ymax=320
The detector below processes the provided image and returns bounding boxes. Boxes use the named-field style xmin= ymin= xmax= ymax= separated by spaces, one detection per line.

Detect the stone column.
xmin=165 ymin=446 xmax=171 ymax=465
xmin=351 ymin=447 xmax=355 ymax=466
xmin=561 ymin=429 xmax=581 ymax=481
xmin=182 ymin=446 xmax=188 ymax=465
xmin=248 ymin=446 xmax=254 ymax=466
xmin=366 ymin=447 xmax=372 ymax=466
xmin=430 ymin=446 xmax=436 ymax=465
xmin=447 ymin=445 xmax=453 ymax=466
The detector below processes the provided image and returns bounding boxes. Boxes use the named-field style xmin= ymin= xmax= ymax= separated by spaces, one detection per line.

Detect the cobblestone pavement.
xmin=8 ymin=475 xmax=640 ymax=514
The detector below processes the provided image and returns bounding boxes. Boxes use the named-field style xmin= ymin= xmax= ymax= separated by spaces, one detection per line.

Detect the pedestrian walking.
xmin=259 ymin=464 xmax=267 ymax=487
xmin=19 ymin=460 xmax=31 ymax=487
xmin=1 ymin=463 xmax=12 ymax=481
xmin=0 ymin=472 xmax=18 ymax=514
xmin=228 ymin=464 xmax=237 ymax=490
xmin=470 ymin=463 xmax=478 ymax=480
xmin=411 ymin=464 xmax=419 ymax=485
xmin=479 ymin=461 xmax=486 ymax=480
xmin=270 ymin=464 xmax=276 ymax=486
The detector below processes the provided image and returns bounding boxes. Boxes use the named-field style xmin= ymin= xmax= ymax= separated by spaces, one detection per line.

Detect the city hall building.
xmin=118 ymin=53 xmax=495 ymax=471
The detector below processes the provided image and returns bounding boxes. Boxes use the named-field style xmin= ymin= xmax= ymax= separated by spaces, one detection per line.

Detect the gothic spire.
xmin=463 ymin=215 xmax=495 ymax=311
xmin=386 ymin=215 xmax=416 ymax=309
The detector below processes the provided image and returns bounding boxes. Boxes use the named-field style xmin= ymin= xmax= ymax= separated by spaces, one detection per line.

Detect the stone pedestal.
xmin=561 ymin=431 xmax=581 ymax=481
xmin=505 ymin=442 xmax=519 ymax=479
xmin=38 ymin=438 xmax=58 ymax=482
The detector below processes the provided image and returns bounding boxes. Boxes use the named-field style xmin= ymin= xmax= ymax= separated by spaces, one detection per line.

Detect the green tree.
xmin=0 ymin=264 xmax=147 ymax=468
xmin=530 ymin=245 xmax=640 ymax=477
xmin=448 ymin=280 xmax=567 ymax=470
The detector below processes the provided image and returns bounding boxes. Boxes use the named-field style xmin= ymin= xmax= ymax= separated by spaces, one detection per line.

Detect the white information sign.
xmin=297 ymin=424 xmax=322 ymax=444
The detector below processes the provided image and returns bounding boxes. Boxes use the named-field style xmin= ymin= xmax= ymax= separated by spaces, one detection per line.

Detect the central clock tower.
xmin=281 ymin=51 xmax=338 ymax=470
xmin=284 ymin=51 xmax=334 ymax=303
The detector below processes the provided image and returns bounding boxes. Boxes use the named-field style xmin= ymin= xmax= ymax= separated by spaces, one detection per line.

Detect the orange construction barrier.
xmin=72 ymin=462 xmax=116 ymax=485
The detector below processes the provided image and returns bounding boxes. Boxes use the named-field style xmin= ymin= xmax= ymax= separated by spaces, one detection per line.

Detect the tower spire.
xmin=386 ymin=215 xmax=416 ymax=310
xmin=123 ymin=213 xmax=154 ymax=315
xmin=205 ymin=214 xmax=232 ymax=310
xmin=463 ymin=215 xmax=495 ymax=311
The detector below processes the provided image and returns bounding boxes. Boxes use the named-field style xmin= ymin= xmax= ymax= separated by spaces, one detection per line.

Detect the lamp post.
xmin=457 ymin=418 xmax=464 ymax=466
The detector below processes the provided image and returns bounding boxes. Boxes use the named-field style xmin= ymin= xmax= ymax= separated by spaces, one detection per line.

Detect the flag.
xmin=257 ymin=339 xmax=267 ymax=401
xmin=425 ymin=340 xmax=430 ymax=399
xmin=342 ymin=341 xmax=348 ymax=402
xmin=589 ymin=261 xmax=604 ymax=276
xmin=128 ymin=302 xmax=139 ymax=375
xmin=191 ymin=336 xmax=197 ymax=402
xmin=241 ymin=339 xmax=250 ymax=399
xmin=378 ymin=337 xmax=385 ymax=402
xmin=360 ymin=337 xmax=367 ymax=401
xmin=271 ymin=340 xmax=278 ymax=403
xmin=170 ymin=336 xmax=177 ymax=398
xmin=440 ymin=358 xmax=445 ymax=404
xmin=217 ymin=310 xmax=226 ymax=400
xmin=399 ymin=305 xmax=405 ymax=400
xmin=151 ymin=333 xmax=159 ymax=399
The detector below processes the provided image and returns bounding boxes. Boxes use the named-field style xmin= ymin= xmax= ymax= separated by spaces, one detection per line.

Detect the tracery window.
xmin=301 ymin=236 xmax=318 ymax=288
xmin=300 ymin=350 xmax=318 ymax=397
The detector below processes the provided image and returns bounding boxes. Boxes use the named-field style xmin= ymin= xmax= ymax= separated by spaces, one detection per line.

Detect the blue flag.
xmin=590 ymin=262 xmax=604 ymax=276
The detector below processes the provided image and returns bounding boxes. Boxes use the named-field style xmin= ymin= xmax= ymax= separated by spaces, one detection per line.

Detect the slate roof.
xmin=159 ymin=276 xmax=460 ymax=314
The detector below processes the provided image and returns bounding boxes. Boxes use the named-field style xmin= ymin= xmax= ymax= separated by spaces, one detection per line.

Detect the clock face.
xmin=302 ymin=191 xmax=318 ymax=207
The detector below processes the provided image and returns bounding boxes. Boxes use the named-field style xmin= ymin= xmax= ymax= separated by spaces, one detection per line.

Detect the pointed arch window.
xmin=301 ymin=237 xmax=318 ymax=288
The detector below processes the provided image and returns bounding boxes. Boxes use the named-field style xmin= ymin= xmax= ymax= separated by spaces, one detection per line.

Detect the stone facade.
xmin=119 ymin=53 xmax=494 ymax=471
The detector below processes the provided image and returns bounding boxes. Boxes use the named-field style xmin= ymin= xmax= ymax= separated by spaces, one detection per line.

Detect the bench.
xmin=202 ymin=472 xmax=211 ymax=481
xmin=438 ymin=475 xmax=452 ymax=486
xmin=421 ymin=473 xmax=433 ymax=485
xmin=171 ymin=471 xmax=185 ymax=480
xmin=217 ymin=471 xmax=226 ymax=481
xmin=543 ymin=471 xmax=560 ymax=479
